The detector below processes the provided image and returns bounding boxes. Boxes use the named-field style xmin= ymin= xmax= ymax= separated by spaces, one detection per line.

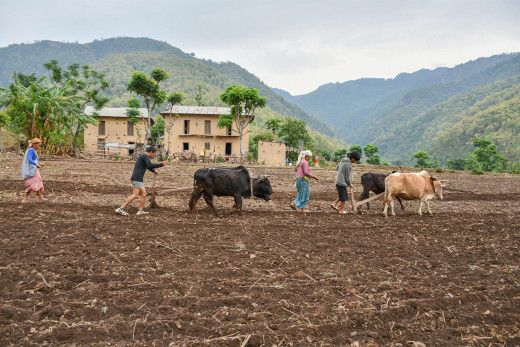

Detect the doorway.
xmin=225 ymin=143 xmax=232 ymax=156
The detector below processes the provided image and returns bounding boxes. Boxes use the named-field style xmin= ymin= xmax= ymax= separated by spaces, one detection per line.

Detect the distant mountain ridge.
xmin=273 ymin=52 xmax=520 ymax=163
xmin=0 ymin=37 xmax=336 ymax=138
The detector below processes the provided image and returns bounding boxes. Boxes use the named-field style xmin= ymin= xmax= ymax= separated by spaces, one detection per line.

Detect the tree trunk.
xmin=71 ymin=124 xmax=83 ymax=157
xmin=239 ymin=132 xmax=243 ymax=160
xmin=145 ymin=102 xmax=152 ymax=146
xmin=16 ymin=134 xmax=20 ymax=155
xmin=0 ymin=127 xmax=3 ymax=153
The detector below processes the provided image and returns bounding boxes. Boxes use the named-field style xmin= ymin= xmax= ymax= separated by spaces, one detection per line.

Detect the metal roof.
xmin=160 ymin=106 xmax=231 ymax=115
xmin=84 ymin=106 xmax=149 ymax=118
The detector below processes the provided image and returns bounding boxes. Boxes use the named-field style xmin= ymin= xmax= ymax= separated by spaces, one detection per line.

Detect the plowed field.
xmin=1 ymin=157 xmax=519 ymax=346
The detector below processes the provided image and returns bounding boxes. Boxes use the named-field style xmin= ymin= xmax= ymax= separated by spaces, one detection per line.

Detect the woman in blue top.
xmin=21 ymin=138 xmax=47 ymax=203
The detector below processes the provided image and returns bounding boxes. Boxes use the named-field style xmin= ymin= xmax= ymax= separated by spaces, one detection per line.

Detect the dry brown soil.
xmin=1 ymin=156 xmax=519 ymax=346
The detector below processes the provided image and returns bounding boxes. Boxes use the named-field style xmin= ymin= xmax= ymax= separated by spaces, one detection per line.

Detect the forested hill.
xmin=0 ymin=38 xmax=191 ymax=84
xmin=0 ymin=37 xmax=336 ymax=138
xmin=274 ymin=53 xmax=520 ymax=164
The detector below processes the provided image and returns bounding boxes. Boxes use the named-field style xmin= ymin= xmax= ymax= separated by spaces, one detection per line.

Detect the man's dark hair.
xmin=145 ymin=146 xmax=157 ymax=153
xmin=348 ymin=151 xmax=361 ymax=161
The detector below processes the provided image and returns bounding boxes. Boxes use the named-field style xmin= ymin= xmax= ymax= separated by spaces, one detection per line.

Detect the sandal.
xmin=39 ymin=198 xmax=49 ymax=203
xmin=289 ymin=203 xmax=297 ymax=211
xmin=338 ymin=210 xmax=348 ymax=214
xmin=330 ymin=204 xmax=338 ymax=211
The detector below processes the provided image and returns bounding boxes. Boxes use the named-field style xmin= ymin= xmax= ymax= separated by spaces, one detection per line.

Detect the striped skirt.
xmin=25 ymin=169 xmax=44 ymax=193
xmin=294 ymin=177 xmax=310 ymax=209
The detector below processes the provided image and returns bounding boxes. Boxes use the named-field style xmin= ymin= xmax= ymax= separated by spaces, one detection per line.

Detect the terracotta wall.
xmin=257 ymin=141 xmax=286 ymax=166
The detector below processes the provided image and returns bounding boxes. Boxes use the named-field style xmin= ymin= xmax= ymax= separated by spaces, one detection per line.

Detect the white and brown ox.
xmin=382 ymin=170 xmax=447 ymax=217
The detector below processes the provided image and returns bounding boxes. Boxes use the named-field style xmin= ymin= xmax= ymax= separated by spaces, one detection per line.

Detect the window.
xmin=204 ymin=120 xmax=211 ymax=135
xmin=128 ymin=142 xmax=135 ymax=155
xmin=184 ymin=120 xmax=190 ymax=134
xmin=183 ymin=142 xmax=189 ymax=151
xmin=227 ymin=126 xmax=232 ymax=136
xmin=205 ymin=142 xmax=210 ymax=150
xmin=98 ymin=121 xmax=105 ymax=136
xmin=127 ymin=122 xmax=134 ymax=136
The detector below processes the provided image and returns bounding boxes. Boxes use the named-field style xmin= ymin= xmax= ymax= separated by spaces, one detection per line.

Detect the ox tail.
xmin=383 ymin=176 xmax=390 ymax=202
xmin=193 ymin=168 xmax=204 ymax=187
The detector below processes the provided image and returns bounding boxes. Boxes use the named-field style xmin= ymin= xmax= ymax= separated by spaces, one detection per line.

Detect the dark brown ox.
xmin=382 ymin=170 xmax=447 ymax=217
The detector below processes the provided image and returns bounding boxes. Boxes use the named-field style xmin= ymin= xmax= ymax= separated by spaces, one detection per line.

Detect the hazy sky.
xmin=1 ymin=0 xmax=519 ymax=95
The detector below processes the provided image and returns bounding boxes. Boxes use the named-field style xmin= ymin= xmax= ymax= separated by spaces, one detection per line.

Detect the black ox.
xmin=360 ymin=172 xmax=404 ymax=211
xmin=188 ymin=165 xmax=273 ymax=215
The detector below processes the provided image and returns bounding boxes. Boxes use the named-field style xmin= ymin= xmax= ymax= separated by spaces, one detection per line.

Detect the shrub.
xmin=216 ymin=157 xmax=225 ymax=163
xmin=472 ymin=168 xmax=484 ymax=175
xmin=318 ymin=159 xmax=328 ymax=167
xmin=435 ymin=167 xmax=443 ymax=173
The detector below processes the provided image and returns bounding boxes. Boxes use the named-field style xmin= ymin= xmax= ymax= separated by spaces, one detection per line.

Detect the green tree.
xmin=195 ymin=85 xmax=204 ymax=106
xmin=164 ymin=92 xmax=185 ymax=157
xmin=414 ymin=151 xmax=431 ymax=168
xmin=278 ymin=118 xmax=313 ymax=151
xmin=265 ymin=117 xmax=283 ymax=136
xmin=43 ymin=60 xmax=110 ymax=154
xmin=217 ymin=85 xmax=267 ymax=159
xmin=150 ymin=114 xmax=165 ymax=145
xmin=0 ymin=111 xmax=10 ymax=151
xmin=127 ymin=68 xmax=169 ymax=145
xmin=125 ymin=98 xmax=142 ymax=124
xmin=321 ymin=149 xmax=332 ymax=161
xmin=15 ymin=72 xmax=37 ymax=88
xmin=472 ymin=138 xmax=509 ymax=172
xmin=364 ymin=144 xmax=381 ymax=165
xmin=333 ymin=148 xmax=347 ymax=162
xmin=447 ymin=158 xmax=466 ymax=170
xmin=0 ymin=76 xmax=83 ymax=154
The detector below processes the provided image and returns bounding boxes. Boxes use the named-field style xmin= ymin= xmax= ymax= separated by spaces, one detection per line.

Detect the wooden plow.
xmin=148 ymin=182 xmax=193 ymax=209
xmin=349 ymin=187 xmax=385 ymax=215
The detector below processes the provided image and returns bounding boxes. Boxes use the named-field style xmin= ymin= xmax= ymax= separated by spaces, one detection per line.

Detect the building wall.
xmin=257 ymin=141 xmax=286 ymax=166
xmin=163 ymin=114 xmax=248 ymax=157
xmin=84 ymin=117 xmax=147 ymax=155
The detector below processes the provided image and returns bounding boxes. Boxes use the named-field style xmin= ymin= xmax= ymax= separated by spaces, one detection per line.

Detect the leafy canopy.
xmin=278 ymin=118 xmax=313 ymax=151
xmin=127 ymin=68 xmax=169 ymax=144
xmin=217 ymin=85 xmax=267 ymax=159
xmin=364 ymin=144 xmax=381 ymax=165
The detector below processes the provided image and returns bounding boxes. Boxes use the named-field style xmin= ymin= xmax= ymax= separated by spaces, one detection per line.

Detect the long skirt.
xmin=25 ymin=169 xmax=44 ymax=193
xmin=294 ymin=177 xmax=310 ymax=209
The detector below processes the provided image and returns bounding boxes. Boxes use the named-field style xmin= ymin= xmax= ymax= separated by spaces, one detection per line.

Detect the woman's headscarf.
xmin=296 ymin=150 xmax=312 ymax=167
xmin=29 ymin=138 xmax=42 ymax=148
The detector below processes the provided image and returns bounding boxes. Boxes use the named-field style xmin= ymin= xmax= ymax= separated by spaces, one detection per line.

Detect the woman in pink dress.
xmin=290 ymin=150 xmax=319 ymax=213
